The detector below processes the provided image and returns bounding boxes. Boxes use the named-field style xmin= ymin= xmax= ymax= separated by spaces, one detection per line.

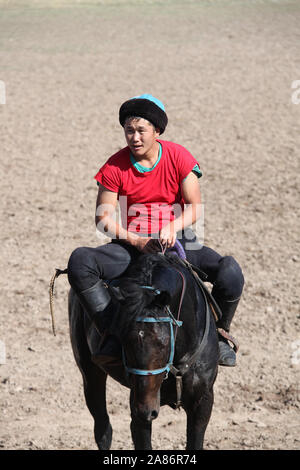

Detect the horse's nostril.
xmin=151 ymin=410 xmax=158 ymax=420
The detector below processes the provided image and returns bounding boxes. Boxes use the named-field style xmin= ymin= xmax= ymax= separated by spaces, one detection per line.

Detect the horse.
xmin=67 ymin=251 xmax=219 ymax=450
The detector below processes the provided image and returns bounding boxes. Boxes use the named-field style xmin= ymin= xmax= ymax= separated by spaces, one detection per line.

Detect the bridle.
xmin=122 ymin=312 xmax=183 ymax=378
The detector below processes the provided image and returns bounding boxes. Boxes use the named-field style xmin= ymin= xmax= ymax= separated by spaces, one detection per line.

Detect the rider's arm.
xmin=95 ymin=184 xmax=154 ymax=251
xmin=95 ymin=184 xmax=132 ymax=241
xmin=159 ymin=171 xmax=201 ymax=247
xmin=177 ymin=170 xmax=202 ymax=229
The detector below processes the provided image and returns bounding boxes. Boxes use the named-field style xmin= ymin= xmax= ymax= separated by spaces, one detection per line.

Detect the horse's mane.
xmin=115 ymin=254 xmax=180 ymax=338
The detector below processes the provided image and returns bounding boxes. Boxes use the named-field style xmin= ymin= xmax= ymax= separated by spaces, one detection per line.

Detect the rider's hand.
xmin=159 ymin=223 xmax=176 ymax=249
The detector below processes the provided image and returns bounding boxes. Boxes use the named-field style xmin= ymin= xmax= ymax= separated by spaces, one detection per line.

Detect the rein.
xmin=122 ymin=315 xmax=183 ymax=377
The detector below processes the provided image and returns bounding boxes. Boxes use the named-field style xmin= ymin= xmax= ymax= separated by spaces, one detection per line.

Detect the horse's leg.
xmin=130 ymin=391 xmax=152 ymax=450
xmin=185 ymin=387 xmax=214 ymax=450
xmin=82 ymin=362 xmax=112 ymax=450
xmin=69 ymin=290 xmax=112 ymax=450
xmin=130 ymin=417 xmax=152 ymax=450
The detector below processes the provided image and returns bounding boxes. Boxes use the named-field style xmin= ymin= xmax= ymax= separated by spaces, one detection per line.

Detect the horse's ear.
xmin=109 ymin=286 xmax=126 ymax=302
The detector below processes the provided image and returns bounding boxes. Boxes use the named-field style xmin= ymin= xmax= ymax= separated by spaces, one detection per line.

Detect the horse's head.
xmin=111 ymin=254 xmax=183 ymax=423
xmin=123 ymin=311 xmax=175 ymax=422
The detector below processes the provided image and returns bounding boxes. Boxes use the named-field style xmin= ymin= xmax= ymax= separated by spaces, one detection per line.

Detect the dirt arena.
xmin=0 ymin=0 xmax=299 ymax=450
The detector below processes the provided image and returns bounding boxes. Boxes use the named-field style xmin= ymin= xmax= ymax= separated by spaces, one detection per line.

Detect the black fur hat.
xmin=119 ymin=94 xmax=168 ymax=134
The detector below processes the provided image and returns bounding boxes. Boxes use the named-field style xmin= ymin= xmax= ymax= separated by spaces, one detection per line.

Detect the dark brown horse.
xmin=68 ymin=253 xmax=219 ymax=450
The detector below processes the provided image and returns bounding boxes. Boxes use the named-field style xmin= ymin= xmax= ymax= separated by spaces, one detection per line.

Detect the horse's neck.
xmin=175 ymin=273 xmax=207 ymax=358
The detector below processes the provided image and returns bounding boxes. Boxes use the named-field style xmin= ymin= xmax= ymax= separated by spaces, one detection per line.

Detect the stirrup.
xmin=217 ymin=328 xmax=239 ymax=353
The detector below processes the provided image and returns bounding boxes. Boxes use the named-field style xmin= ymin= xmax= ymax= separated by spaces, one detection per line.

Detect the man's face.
xmin=124 ymin=117 xmax=160 ymax=159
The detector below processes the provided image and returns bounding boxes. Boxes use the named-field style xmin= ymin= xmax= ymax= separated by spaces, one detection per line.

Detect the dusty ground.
xmin=0 ymin=0 xmax=299 ymax=451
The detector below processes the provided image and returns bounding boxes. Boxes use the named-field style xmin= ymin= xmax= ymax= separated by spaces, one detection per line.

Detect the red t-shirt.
xmin=94 ymin=139 xmax=201 ymax=235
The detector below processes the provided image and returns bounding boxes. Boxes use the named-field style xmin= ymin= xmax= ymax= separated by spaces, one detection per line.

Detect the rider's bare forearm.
xmin=95 ymin=214 xmax=139 ymax=247
xmin=172 ymin=203 xmax=201 ymax=233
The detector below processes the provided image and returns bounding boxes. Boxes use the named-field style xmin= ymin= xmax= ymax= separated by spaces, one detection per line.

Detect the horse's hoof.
xmin=218 ymin=340 xmax=236 ymax=367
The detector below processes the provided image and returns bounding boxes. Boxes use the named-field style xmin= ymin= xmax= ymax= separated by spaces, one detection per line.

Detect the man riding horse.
xmin=67 ymin=94 xmax=244 ymax=367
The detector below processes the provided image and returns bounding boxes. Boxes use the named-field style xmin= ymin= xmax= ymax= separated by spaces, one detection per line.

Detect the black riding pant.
xmin=67 ymin=229 xmax=244 ymax=303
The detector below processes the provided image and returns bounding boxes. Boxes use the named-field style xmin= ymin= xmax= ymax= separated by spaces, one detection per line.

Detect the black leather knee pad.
xmin=213 ymin=256 xmax=244 ymax=301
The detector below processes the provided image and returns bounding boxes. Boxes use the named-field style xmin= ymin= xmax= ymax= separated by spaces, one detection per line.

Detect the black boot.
xmin=215 ymin=297 xmax=240 ymax=367
xmin=78 ymin=280 xmax=122 ymax=359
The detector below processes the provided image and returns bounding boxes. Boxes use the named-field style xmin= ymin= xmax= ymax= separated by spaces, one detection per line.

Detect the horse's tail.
xmin=49 ymin=268 xmax=68 ymax=336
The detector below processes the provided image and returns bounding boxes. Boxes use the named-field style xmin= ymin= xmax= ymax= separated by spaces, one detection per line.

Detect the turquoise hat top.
xmin=132 ymin=94 xmax=165 ymax=112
